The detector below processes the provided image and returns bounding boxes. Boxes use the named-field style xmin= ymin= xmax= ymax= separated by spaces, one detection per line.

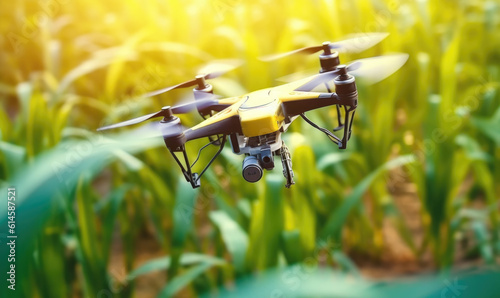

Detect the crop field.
xmin=0 ymin=0 xmax=500 ymax=297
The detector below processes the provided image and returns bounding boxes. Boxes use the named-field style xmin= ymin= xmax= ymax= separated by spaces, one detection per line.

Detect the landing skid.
xmin=280 ymin=141 xmax=295 ymax=188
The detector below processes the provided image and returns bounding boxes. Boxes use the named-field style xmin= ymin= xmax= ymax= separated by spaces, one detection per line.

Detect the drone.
xmin=98 ymin=33 xmax=408 ymax=188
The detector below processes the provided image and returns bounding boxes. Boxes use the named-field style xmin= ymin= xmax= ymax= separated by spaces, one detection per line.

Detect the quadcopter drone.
xmin=98 ymin=33 xmax=408 ymax=188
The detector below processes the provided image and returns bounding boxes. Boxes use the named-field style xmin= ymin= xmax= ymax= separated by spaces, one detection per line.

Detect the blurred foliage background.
xmin=1 ymin=0 xmax=500 ymax=297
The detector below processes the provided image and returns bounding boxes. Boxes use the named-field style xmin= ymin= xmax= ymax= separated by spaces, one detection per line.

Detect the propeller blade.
xmin=293 ymin=53 xmax=408 ymax=91
xmin=276 ymin=68 xmax=318 ymax=83
xmin=328 ymin=32 xmax=389 ymax=54
xmin=142 ymin=79 xmax=198 ymax=98
xmin=199 ymin=59 xmax=243 ymax=79
xmin=346 ymin=53 xmax=409 ymax=84
xmin=97 ymin=110 xmax=164 ymax=131
xmin=293 ymin=69 xmax=342 ymax=92
xmin=98 ymin=93 xmax=221 ymax=131
xmin=260 ymin=45 xmax=323 ymax=62
xmin=170 ymin=96 xmax=219 ymax=114
xmin=260 ymin=32 xmax=388 ymax=61
xmin=141 ymin=59 xmax=242 ymax=98
xmin=132 ymin=121 xmax=187 ymax=139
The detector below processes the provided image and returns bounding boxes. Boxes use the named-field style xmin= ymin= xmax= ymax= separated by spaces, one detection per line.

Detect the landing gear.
xmin=280 ymin=141 xmax=295 ymax=188
xmin=166 ymin=135 xmax=226 ymax=189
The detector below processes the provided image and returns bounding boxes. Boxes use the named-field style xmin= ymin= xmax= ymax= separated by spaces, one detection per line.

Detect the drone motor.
xmin=319 ymin=42 xmax=341 ymax=73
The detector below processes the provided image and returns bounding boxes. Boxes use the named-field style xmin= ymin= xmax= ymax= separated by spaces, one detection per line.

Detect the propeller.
xmin=294 ymin=53 xmax=409 ymax=91
xmin=97 ymin=94 xmax=219 ymax=132
xmin=124 ymin=119 xmax=187 ymax=139
xmin=142 ymin=59 xmax=242 ymax=98
xmin=260 ymin=32 xmax=389 ymax=61
xmin=97 ymin=108 xmax=169 ymax=131
xmin=344 ymin=54 xmax=409 ymax=84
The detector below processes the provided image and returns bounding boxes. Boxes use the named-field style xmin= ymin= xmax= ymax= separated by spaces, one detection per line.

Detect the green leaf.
xmin=75 ymin=176 xmax=108 ymax=296
xmin=209 ymin=210 xmax=248 ymax=273
xmin=172 ymin=176 xmax=199 ymax=247
xmin=471 ymin=106 xmax=500 ymax=146
xmin=127 ymin=253 xmax=226 ymax=281
xmin=158 ymin=262 xmax=213 ymax=298
xmin=455 ymin=134 xmax=492 ymax=162
xmin=320 ymin=155 xmax=415 ymax=240
xmin=282 ymin=230 xmax=303 ymax=264
xmin=237 ymin=199 xmax=252 ymax=219
xmin=246 ymin=174 xmax=284 ymax=269
xmin=105 ymin=32 xmax=147 ymax=98
xmin=96 ymin=185 xmax=130 ymax=264
xmin=292 ymin=145 xmax=318 ymax=254
xmin=317 ymin=152 xmax=352 ymax=171
xmin=16 ymin=82 xmax=32 ymax=123
xmin=58 ymin=47 xmax=137 ymax=95
xmin=0 ymin=141 xmax=26 ymax=176
xmin=0 ymin=106 xmax=12 ymax=141
xmin=170 ymin=176 xmax=199 ymax=277
xmin=471 ymin=221 xmax=495 ymax=264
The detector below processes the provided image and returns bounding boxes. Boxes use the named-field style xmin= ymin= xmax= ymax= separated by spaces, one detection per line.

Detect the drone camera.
xmin=242 ymin=155 xmax=263 ymax=183
xmin=242 ymin=146 xmax=275 ymax=183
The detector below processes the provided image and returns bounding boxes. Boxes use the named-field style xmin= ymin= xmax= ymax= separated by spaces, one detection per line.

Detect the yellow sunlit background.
xmin=1 ymin=0 xmax=499 ymax=297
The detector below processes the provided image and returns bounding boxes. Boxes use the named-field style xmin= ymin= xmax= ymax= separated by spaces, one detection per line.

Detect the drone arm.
xmin=281 ymin=89 xmax=358 ymax=149
xmin=195 ymin=96 xmax=243 ymax=117
xmin=281 ymin=93 xmax=356 ymax=122
xmin=197 ymin=101 xmax=233 ymax=115
xmin=184 ymin=115 xmax=242 ymax=142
